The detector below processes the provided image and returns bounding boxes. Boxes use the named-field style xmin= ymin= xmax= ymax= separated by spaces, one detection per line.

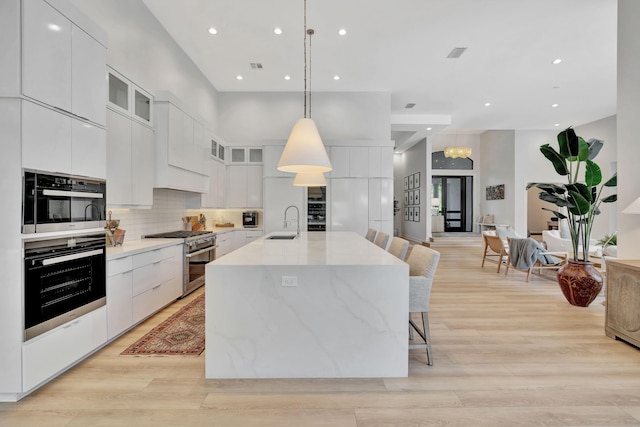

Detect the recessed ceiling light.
xmin=554 ymin=123 xmax=560 ymax=127
xmin=236 ymin=75 xmax=243 ymax=80
xmin=208 ymin=27 xmax=218 ymax=35
xmin=484 ymin=102 xmax=491 ymax=107
xmin=274 ymin=27 xmax=283 ymax=35
xmin=338 ymin=28 xmax=347 ymax=36
xmin=284 ymin=75 xmax=291 ymax=80
xmin=552 ymin=58 xmax=562 ymax=64
xmin=427 ymin=127 xmax=432 ymax=131
xmin=333 ymin=75 xmax=340 ymax=80
xmin=48 ymin=24 xmax=61 ymax=32
xmin=552 ymin=103 xmax=558 ymax=108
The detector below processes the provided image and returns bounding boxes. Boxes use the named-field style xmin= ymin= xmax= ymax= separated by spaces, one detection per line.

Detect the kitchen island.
xmin=205 ymin=231 xmax=409 ymax=378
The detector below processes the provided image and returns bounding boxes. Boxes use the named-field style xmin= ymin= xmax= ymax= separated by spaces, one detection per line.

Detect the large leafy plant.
xmin=527 ymin=127 xmax=617 ymax=262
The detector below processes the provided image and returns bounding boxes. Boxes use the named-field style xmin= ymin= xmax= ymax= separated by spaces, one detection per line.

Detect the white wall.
xmin=480 ymin=130 xmax=516 ymax=229
xmin=70 ymin=0 xmax=220 ymax=130
xmin=617 ymin=0 xmax=640 ymax=258
xmin=218 ymin=92 xmax=391 ymax=144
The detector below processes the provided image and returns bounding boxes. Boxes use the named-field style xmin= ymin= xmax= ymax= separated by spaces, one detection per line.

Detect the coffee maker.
xmin=242 ymin=211 xmax=258 ymax=228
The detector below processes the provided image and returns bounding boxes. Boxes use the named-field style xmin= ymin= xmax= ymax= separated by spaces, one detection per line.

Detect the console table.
xmin=605 ymin=259 xmax=640 ymax=347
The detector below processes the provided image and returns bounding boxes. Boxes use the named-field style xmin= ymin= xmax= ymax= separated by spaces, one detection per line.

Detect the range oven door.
xmin=23 ymin=170 xmax=106 ymax=233
xmin=24 ymin=233 xmax=106 ymax=341
xmin=185 ymin=244 xmax=217 ymax=295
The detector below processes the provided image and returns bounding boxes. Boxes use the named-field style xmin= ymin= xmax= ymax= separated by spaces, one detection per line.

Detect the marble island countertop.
xmin=211 ymin=231 xmax=405 ymax=266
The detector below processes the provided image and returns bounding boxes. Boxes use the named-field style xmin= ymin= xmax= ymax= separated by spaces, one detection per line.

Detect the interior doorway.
xmin=432 ymin=176 xmax=473 ymax=232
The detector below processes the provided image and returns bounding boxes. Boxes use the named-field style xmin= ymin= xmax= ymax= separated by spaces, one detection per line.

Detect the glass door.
xmin=432 ymin=176 xmax=473 ymax=232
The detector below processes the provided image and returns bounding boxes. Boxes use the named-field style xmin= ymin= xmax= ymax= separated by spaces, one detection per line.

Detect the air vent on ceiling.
xmin=250 ymin=63 xmax=264 ymax=69
xmin=446 ymin=47 xmax=467 ymax=59
xmin=405 ymin=103 xmax=416 ymax=109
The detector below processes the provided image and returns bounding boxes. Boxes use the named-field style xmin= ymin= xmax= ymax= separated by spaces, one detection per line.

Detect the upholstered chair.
xmin=373 ymin=232 xmax=389 ymax=250
xmin=405 ymin=245 xmax=440 ymax=365
xmin=387 ymin=237 xmax=410 ymax=261
xmin=365 ymin=228 xmax=377 ymax=242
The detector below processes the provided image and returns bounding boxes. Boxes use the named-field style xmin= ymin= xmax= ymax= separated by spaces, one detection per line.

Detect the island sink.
xmin=265 ymin=234 xmax=297 ymax=240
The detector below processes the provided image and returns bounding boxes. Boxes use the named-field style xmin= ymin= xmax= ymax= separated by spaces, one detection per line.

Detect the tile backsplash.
xmin=107 ymin=188 xmax=263 ymax=241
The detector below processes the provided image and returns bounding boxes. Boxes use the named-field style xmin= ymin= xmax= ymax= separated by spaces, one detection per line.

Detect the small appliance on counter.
xmin=243 ymin=211 xmax=258 ymax=228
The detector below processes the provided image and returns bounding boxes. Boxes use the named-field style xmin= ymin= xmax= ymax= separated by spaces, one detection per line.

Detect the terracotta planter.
xmin=556 ymin=260 xmax=603 ymax=307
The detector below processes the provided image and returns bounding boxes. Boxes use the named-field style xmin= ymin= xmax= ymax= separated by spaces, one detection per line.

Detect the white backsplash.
xmin=107 ymin=189 xmax=264 ymax=241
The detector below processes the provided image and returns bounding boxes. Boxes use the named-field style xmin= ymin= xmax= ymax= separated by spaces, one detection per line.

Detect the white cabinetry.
xmin=107 ymin=68 xmax=153 ymax=126
xmin=330 ymin=146 xmax=369 ymax=178
xmin=201 ymin=159 xmax=226 ymax=208
xmin=22 ymin=0 xmax=106 ymax=126
xmin=330 ymin=178 xmax=369 ymax=236
xmin=227 ymin=165 xmax=263 ymax=208
xmin=23 ymin=307 xmax=107 ymax=391
xmin=106 ymin=108 xmax=154 ymax=207
xmin=230 ymin=147 xmax=263 ymax=165
xmin=215 ymin=231 xmax=234 ymax=258
xmin=368 ymin=178 xmax=393 ymax=236
xmin=106 ymin=244 xmax=182 ymax=339
xmin=263 ymin=177 xmax=306 ymax=234
xmin=263 ymin=145 xmax=289 ymax=177
xmin=154 ymin=92 xmax=210 ymax=193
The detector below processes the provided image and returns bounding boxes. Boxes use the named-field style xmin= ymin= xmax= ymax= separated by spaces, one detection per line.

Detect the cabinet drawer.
xmin=133 ymin=245 xmax=177 ymax=269
xmin=107 ymin=256 xmax=133 ymax=277
xmin=23 ymin=307 xmax=107 ymax=391
xmin=132 ymin=279 xmax=181 ymax=324
xmin=132 ymin=257 xmax=176 ymax=297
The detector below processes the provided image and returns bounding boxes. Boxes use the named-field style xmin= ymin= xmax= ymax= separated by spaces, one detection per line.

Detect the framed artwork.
xmin=409 ymin=191 xmax=414 ymax=205
xmin=413 ymin=206 xmax=420 ymax=222
xmin=408 ymin=175 xmax=414 ymax=190
xmin=404 ymin=192 xmax=409 ymax=205
xmin=413 ymin=172 xmax=420 ymax=189
xmin=404 ymin=176 xmax=409 ymax=191
xmin=404 ymin=207 xmax=409 ymax=221
xmin=414 ymin=189 xmax=420 ymax=205
xmin=409 ymin=207 xmax=414 ymax=221
xmin=486 ymin=184 xmax=505 ymax=200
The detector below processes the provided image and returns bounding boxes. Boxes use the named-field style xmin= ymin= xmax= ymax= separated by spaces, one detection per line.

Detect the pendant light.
xmin=277 ymin=0 xmax=332 ymax=174
xmin=293 ymin=171 xmax=327 ymax=187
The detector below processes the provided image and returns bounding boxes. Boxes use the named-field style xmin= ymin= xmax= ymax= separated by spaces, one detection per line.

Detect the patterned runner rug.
xmin=121 ymin=294 xmax=205 ymax=356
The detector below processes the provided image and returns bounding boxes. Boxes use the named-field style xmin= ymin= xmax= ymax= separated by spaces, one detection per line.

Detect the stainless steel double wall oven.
xmin=22 ymin=170 xmax=107 ymax=341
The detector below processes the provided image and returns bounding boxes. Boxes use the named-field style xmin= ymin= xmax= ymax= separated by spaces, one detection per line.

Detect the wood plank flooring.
xmin=3 ymin=236 xmax=640 ymax=426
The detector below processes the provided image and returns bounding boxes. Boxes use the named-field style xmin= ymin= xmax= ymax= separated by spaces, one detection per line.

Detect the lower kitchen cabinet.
xmin=22 ymin=306 xmax=107 ymax=391
xmin=215 ymin=231 xmax=234 ymax=258
xmin=106 ymin=244 xmax=182 ymax=339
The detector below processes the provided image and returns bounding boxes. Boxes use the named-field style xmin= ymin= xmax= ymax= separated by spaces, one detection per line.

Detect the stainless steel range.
xmin=143 ymin=230 xmax=216 ymax=297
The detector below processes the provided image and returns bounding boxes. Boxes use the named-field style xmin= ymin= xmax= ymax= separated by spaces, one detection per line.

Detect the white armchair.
xmin=542 ymin=230 xmax=601 ymax=259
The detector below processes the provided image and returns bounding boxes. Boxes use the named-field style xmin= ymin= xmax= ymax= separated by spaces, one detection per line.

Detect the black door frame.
xmin=433 ymin=175 xmax=473 ymax=232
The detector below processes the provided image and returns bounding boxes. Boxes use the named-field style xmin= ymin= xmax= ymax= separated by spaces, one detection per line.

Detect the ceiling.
xmin=141 ymin=0 xmax=617 ymax=149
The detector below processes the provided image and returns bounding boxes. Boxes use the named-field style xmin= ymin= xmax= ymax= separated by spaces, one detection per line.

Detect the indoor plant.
xmin=527 ymin=127 xmax=617 ymax=306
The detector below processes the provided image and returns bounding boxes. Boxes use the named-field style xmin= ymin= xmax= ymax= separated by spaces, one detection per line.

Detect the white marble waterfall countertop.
xmin=211 ymin=231 xmax=405 ymax=266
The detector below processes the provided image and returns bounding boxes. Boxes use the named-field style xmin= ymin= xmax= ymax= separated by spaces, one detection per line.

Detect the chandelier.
xmin=277 ymin=0 xmax=332 ymax=179
xmin=444 ymin=146 xmax=472 ymax=158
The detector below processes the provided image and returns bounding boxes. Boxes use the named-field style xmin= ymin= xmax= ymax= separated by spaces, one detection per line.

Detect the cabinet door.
xmin=263 ymin=146 xmax=289 ymax=177
xmin=330 ymin=178 xmax=368 ymax=235
xmin=22 ymin=101 xmax=71 ymax=173
xmin=71 ymin=25 xmax=106 ymax=126
xmin=106 ymin=269 xmax=133 ymax=340
xmin=246 ymin=165 xmax=263 ymax=208
xmin=216 ymin=161 xmax=226 ymax=207
xmin=263 ymin=177 xmax=306 ymax=234
xmin=131 ymin=121 xmax=154 ymax=206
xmin=329 ymin=146 xmax=350 ymax=178
xmin=349 ymin=147 xmax=369 ymax=177
xmin=201 ymin=161 xmax=218 ymax=208
xmin=230 ymin=147 xmax=246 ymax=164
xmin=167 ymin=104 xmax=189 ymax=170
xmin=227 ymin=165 xmax=247 ymax=208
xmin=72 ymin=119 xmax=106 ymax=179
xmin=22 ymin=0 xmax=72 ymax=112
xmin=106 ymin=109 xmax=132 ymax=205
xmin=248 ymin=148 xmax=263 ymax=164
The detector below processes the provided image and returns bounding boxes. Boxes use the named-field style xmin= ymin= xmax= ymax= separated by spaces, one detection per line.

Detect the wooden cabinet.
xmin=22 ymin=307 xmax=107 ymax=391
xmin=605 ymin=259 xmax=640 ymax=347
xmin=22 ymin=0 xmax=106 ymax=126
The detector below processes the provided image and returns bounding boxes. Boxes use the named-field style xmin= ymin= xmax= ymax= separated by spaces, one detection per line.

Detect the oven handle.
xmin=41 ymin=248 xmax=104 ymax=266
xmin=42 ymin=189 xmax=104 ymax=199
xmin=186 ymin=245 xmax=218 ymax=258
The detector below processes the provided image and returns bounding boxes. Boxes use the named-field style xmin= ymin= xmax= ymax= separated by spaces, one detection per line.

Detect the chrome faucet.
xmin=283 ymin=205 xmax=300 ymax=236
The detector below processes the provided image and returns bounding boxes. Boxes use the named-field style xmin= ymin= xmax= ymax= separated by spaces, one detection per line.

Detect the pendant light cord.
xmin=303 ymin=0 xmax=314 ymax=119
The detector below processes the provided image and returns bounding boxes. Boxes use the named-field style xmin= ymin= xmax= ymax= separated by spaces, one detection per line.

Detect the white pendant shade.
xmin=278 ymin=118 xmax=332 ymax=173
xmin=293 ymin=171 xmax=327 ymax=187
xmin=622 ymin=196 xmax=640 ymax=214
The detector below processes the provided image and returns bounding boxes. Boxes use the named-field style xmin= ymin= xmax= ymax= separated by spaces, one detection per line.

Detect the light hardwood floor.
xmin=3 ymin=236 xmax=640 ymax=426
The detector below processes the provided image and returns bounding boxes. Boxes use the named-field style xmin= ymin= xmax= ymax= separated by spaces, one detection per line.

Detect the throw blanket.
xmin=509 ymin=238 xmax=562 ymax=270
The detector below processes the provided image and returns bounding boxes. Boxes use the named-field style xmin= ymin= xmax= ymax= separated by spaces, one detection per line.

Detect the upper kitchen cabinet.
xmin=201 ymin=135 xmax=227 ymax=208
xmin=227 ymin=165 xmax=263 ymax=209
xmin=106 ymin=68 xmax=154 ymax=207
xmin=154 ymin=91 xmax=210 ymax=193
xmin=107 ymin=68 xmax=153 ymax=126
xmin=22 ymin=0 xmax=107 ymax=126
xmin=329 ymin=146 xmax=393 ymax=178
xmin=263 ymin=145 xmax=290 ymax=177
xmin=229 ymin=147 xmax=263 ymax=165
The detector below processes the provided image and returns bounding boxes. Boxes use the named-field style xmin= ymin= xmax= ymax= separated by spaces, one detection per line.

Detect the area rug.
xmin=121 ymin=294 xmax=205 ymax=356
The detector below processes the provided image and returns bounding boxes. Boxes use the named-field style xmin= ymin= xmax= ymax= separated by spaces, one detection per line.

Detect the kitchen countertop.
xmin=106 ymin=238 xmax=182 ymax=260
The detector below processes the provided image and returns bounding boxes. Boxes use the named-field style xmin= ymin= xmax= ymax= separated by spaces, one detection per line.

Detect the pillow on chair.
xmin=495 ymin=225 xmax=518 ymax=242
